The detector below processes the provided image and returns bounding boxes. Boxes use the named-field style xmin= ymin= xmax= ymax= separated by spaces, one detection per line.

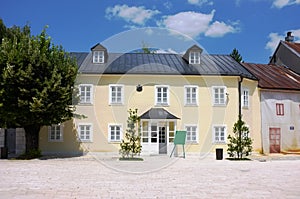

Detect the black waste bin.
xmin=216 ymin=148 xmax=223 ymax=160
xmin=1 ymin=147 xmax=8 ymax=159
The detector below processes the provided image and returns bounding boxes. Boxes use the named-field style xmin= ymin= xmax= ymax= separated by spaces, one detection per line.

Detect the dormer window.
xmin=93 ymin=51 xmax=104 ymax=63
xmin=183 ymin=45 xmax=202 ymax=65
xmin=189 ymin=51 xmax=200 ymax=64
xmin=91 ymin=43 xmax=108 ymax=64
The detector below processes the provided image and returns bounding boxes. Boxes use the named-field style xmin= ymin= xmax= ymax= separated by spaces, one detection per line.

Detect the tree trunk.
xmin=24 ymin=125 xmax=41 ymax=153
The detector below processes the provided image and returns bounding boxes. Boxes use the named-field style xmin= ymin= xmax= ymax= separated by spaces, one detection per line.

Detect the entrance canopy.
xmin=140 ymin=108 xmax=180 ymax=120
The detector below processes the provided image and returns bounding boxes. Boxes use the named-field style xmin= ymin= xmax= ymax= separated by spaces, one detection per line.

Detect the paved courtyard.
xmin=0 ymin=154 xmax=300 ymax=198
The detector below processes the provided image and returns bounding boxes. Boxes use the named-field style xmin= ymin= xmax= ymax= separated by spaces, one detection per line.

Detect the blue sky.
xmin=1 ymin=0 xmax=300 ymax=63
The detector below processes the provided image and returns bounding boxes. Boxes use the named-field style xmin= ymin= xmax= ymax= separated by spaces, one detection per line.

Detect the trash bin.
xmin=1 ymin=147 xmax=8 ymax=159
xmin=216 ymin=148 xmax=223 ymax=160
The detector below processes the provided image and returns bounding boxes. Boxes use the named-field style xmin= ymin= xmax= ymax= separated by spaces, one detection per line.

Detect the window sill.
xmin=212 ymin=104 xmax=227 ymax=107
xmin=78 ymin=103 xmax=93 ymax=106
xmin=213 ymin=142 xmax=226 ymax=145
xmin=78 ymin=140 xmax=93 ymax=143
xmin=109 ymin=103 xmax=124 ymax=106
xmin=155 ymin=104 xmax=170 ymax=107
xmin=109 ymin=141 xmax=121 ymax=143
xmin=48 ymin=140 xmax=64 ymax=143
xmin=184 ymin=104 xmax=198 ymax=107
xmin=186 ymin=141 xmax=198 ymax=144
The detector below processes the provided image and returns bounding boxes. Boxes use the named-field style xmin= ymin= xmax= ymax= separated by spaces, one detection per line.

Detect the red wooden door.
xmin=269 ymin=128 xmax=281 ymax=153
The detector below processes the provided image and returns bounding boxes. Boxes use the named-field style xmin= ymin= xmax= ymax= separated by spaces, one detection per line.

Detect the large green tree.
xmin=0 ymin=20 xmax=78 ymax=153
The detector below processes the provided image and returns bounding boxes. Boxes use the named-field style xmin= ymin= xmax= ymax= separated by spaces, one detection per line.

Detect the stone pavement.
xmin=0 ymin=154 xmax=300 ymax=199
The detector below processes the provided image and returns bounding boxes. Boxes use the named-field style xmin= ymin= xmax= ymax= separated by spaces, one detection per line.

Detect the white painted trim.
xmin=77 ymin=123 xmax=93 ymax=142
xmin=79 ymin=84 xmax=94 ymax=105
xmin=108 ymin=123 xmax=123 ymax=143
xmin=109 ymin=84 xmax=124 ymax=105
xmin=48 ymin=124 xmax=64 ymax=142
xmin=184 ymin=85 xmax=199 ymax=106
xmin=212 ymin=125 xmax=227 ymax=144
xmin=212 ymin=86 xmax=227 ymax=106
xmin=242 ymin=87 xmax=250 ymax=108
xmin=155 ymin=85 xmax=170 ymax=106
xmin=184 ymin=124 xmax=199 ymax=143
xmin=92 ymin=51 xmax=104 ymax=63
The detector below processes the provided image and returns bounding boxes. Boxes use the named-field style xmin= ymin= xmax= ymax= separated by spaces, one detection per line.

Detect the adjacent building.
xmin=269 ymin=32 xmax=300 ymax=74
xmin=243 ymin=63 xmax=300 ymax=154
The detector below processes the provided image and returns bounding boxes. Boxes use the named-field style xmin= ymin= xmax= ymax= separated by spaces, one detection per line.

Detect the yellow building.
xmin=39 ymin=44 xmax=261 ymax=156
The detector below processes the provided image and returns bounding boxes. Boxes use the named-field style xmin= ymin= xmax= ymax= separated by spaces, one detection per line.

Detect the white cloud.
xmin=272 ymin=0 xmax=300 ymax=8
xmin=265 ymin=33 xmax=284 ymax=52
xmin=205 ymin=21 xmax=236 ymax=37
xmin=105 ymin=4 xmax=160 ymax=25
xmin=265 ymin=30 xmax=300 ymax=53
xmin=156 ymin=48 xmax=178 ymax=54
xmin=158 ymin=10 xmax=215 ymax=38
xmin=187 ymin=0 xmax=214 ymax=6
xmin=158 ymin=10 xmax=238 ymax=38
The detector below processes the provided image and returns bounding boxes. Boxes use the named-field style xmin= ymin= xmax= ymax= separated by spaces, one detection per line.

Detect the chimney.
xmin=285 ymin=31 xmax=294 ymax=42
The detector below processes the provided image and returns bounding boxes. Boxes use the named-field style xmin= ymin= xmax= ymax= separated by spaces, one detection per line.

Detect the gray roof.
xmin=73 ymin=52 xmax=256 ymax=79
xmin=140 ymin=108 xmax=180 ymax=120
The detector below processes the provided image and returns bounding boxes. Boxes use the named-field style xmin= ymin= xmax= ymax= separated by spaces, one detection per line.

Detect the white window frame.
xmin=185 ymin=125 xmax=198 ymax=143
xmin=213 ymin=125 xmax=227 ymax=143
xmin=108 ymin=124 xmax=123 ymax=143
xmin=184 ymin=85 xmax=198 ymax=106
xmin=212 ymin=86 xmax=227 ymax=106
xmin=78 ymin=123 xmax=93 ymax=142
xmin=79 ymin=84 xmax=93 ymax=104
xmin=93 ymin=51 xmax=104 ymax=63
xmin=242 ymin=88 xmax=249 ymax=108
xmin=109 ymin=84 xmax=124 ymax=105
xmin=48 ymin=124 xmax=63 ymax=142
xmin=189 ymin=51 xmax=200 ymax=64
xmin=155 ymin=85 xmax=169 ymax=106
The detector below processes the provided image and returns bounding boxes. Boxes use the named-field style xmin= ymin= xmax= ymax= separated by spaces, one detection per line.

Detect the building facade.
xmin=37 ymin=44 xmax=261 ymax=156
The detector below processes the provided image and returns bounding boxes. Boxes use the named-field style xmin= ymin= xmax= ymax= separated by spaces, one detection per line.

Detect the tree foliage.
xmin=119 ymin=109 xmax=142 ymax=158
xmin=0 ymin=19 xmax=78 ymax=154
xmin=230 ymin=48 xmax=243 ymax=63
xmin=227 ymin=115 xmax=253 ymax=160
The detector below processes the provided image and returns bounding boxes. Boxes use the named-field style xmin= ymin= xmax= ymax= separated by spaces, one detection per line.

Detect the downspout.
xmin=238 ymin=76 xmax=243 ymax=118
xmin=238 ymin=76 xmax=243 ymax=159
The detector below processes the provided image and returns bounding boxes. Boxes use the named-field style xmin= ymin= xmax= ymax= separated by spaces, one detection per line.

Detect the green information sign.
xmin=170 ymin=131 xmax=187 ymax=158
xmin=173 ymin=131 xmax=186 ymax=145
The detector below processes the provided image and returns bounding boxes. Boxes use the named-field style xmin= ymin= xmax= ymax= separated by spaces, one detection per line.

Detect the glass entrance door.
xmin=159 ymin=123 xmax=167 ymax=154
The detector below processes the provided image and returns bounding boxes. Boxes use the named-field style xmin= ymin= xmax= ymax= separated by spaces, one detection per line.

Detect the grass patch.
xmin=119 ymin=157 xmax=144 ymax=161
xmin=226 ymin=157 xmax=252 ymax=161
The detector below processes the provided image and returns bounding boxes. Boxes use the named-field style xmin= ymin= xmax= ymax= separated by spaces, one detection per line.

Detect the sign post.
xmin=170 ymin=131 xmax=186 ymax=158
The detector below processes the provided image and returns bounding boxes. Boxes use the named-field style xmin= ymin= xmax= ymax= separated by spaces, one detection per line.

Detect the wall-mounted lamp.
xmin=136 ymin=84 xmax=143 ymax=92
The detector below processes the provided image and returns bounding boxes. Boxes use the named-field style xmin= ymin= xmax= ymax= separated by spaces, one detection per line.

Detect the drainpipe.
xmin=238 ymin=76 xmax=243 ymax=118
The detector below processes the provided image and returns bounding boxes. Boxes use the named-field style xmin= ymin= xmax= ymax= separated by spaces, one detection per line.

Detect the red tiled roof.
xmin=242 ymin=63 xmax=300 ymax=90
xmin=284 ymin=41 xmax=300 ymax=55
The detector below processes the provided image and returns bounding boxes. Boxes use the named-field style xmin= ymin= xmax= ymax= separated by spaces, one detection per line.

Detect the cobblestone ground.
xmin=0 ymin=154 xmax=300 ymax=198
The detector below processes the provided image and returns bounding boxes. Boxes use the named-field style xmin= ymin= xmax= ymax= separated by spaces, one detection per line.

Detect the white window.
xmin=189 ymin=51 xmax=200 ymax=64
xmin=242 ymin=88 xmax=249 ymax=108
xmin=213 ymin=126 xmax=226 ymax=143
xmin=78 ymin=124 xmax=93 ymax=142
xmin=79 ymin=84 xmax=93 ymax=104
xmin=141 ymin=121 xmax=149 ymax=143
xmin=185 ymin=125 xmax=198 ymax=143
xmin=213 ymin=86 xmax=226 ymax=106
xmin=155 ymin=85 xmax=169 ymax=105
xmin=109 ymin=84 xmax=124 ymax=105
xmin=185 ymin=85 xmax=198 ymax=106
xmin=48 ymin=124 xmax=63 ymax=142
xmin=108 ymin=124 xmax=122 ymax=142
xmin=93 ymin=51 xmax=104 ymax=63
